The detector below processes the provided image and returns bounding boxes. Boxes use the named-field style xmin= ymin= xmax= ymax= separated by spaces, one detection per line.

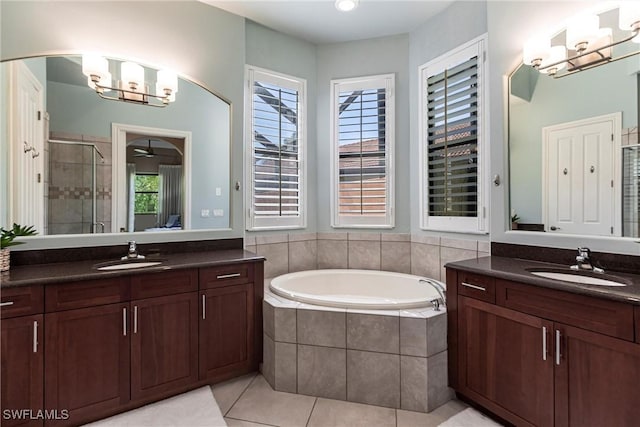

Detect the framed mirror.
xmin=2 ymin=54 xmax=231 ymax=238
xmin=508 ymin=7 xmax=639 ymax=238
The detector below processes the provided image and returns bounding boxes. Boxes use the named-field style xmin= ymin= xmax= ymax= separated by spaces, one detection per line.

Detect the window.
xmin=134 ymin=173 xmax=159 ymax=214
xmin=330 ymin=74 xmax=395 ymax=228
xmin=246 ymin=66 xmax=306 ymax=230
xmin=419 ymin=35 xmax=488 ymax=233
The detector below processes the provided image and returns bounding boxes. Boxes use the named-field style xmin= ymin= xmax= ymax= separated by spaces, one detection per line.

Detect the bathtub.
xmin=263 ymin=269 xmax=452 ymax=412
xmin=269 ymin=269 xmax=445 ymax=310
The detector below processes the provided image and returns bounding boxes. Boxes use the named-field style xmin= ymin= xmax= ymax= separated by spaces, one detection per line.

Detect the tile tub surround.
xmin=246 ymin=232 xmax=489 ymax=280
xmin=262 ymin=287 xmax=453 ymax=412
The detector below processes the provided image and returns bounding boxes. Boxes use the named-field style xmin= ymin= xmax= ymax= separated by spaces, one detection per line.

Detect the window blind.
xmin=337 ymin=88 xmax=388 ymax=216
xmin=426 ymin=56 xmax=479 ymax=217
xmin=251 ymin=80 xmax=300 ymax=219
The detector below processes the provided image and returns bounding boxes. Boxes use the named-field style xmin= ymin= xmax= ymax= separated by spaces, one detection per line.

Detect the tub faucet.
xmin=419 ymin=278 xmax=446 ymax=311
xmin=570 ymin=247 xmax=604 ymax=273
xmin=122 ymin=240 xmax=145 ymax=260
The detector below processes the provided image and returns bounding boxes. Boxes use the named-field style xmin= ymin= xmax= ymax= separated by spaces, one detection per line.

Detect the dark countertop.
xmin=0 ymin=249 xmax=265 ymax=288
xmin=446 ymin=256 xmax=640 ymax=305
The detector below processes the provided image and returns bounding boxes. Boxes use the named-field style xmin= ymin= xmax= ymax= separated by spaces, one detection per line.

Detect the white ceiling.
xmin=200 ymin=0 xmax=455 ymax=44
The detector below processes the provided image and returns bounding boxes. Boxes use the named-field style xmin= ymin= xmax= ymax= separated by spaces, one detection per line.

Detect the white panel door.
xmin=9 ymin=61 xmax=44 ymax=232
xmin=544 ymin=116 xmax=616 ymax=236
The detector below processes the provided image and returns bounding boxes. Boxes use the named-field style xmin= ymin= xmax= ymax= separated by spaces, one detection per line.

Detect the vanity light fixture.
xmin=335 ymin=0 xmax=359 ymax=12
xmin=81 ymin=55 xmax=178 ymax=107
xmin=523 ymin=3 xmax=640 ymax=78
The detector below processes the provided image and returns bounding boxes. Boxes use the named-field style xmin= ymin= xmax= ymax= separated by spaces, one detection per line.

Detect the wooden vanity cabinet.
xmin=199 ymin=264 xmax=257 ymax=382
xmin=1 ymin=286 xmax=44 ymax=427
xmin=449 ymin=268 xmax=640 ymax=427
xmin=129 ymin=270 xmax=199 ymax=401
xmin=44 ymin=279 xmax=130 ymax=426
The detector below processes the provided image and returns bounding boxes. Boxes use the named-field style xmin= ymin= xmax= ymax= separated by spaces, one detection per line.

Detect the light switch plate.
xmin=201 ymin=209 xmax=210 ymax=217
xmin=213 ymin=209 xmax=224 ymax=217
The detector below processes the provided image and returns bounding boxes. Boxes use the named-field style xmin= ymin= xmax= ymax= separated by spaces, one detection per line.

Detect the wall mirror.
xmin=508 ymin=7 xmax=639 ymax=238
xmin=2 ymin=54 xmax=231 ymax=238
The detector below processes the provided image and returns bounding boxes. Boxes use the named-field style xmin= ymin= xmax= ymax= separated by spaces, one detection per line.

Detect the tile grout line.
xmin=222 ymin=373 xmax=259 ymax=417
xmin=305 ymin=397 xmax=319 ymax=427
xmin=224 ymin=416 xmax=278 ymax=427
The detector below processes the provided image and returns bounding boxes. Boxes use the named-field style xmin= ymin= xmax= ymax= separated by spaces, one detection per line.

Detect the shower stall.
xmin=47 ymin=139 xmax=107 ymax=234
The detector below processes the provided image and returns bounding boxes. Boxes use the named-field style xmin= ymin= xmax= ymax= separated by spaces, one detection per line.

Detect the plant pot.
xmin=0 ymin=248 xmax=9 ymax=272
xmin=511 ymin=222 xmax=519 ymax=230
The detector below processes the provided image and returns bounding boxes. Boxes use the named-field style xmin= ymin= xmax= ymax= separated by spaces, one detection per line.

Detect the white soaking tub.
xmin=269 ymin=269 xmax=445 ymax=310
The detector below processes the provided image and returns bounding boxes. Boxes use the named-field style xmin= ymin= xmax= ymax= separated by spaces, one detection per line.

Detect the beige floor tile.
xmin=307 ymin=398 xmax=396 ymax=427
xmin=212 ymin=373 xmax=258 ymax=415
xmin=396 ymin=399 xmax=468 ymax=427
xmin=224 ymin=418 xmax=276 ymax=427
xmin=226 ymin=375 xmax=316 ymax=427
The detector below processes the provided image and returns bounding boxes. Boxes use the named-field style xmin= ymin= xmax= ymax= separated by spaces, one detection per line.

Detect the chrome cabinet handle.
xmin=0 ymin=301 xmax=14 ymax=307
xmin=133 ymin=306 xmax=138 ymax=334
xmin=461 ymin=282 xmax=486 ymax=292
xmin=33 ymin=320 xmax=38 ymax=353
xmin=123 ymin=308 xmax=127 ymax=337
xmin=217 ymin=273 xmax=241 ymax=279
xmin=202 ymin=294 xmax=206 ymax=320
xmin=542 ymin=326 xmax=548 ymax=361
xmin=555 ymin=330 xmax=561 ymax=366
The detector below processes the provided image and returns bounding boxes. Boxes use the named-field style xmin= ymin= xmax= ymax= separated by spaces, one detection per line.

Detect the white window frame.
xmin=330 ymin=74 xmax=395 ymax=228
xmin=419 ymin=34 xmax=489 ymax=234
xmin=245 ymin=65 xmax=307 ymax=230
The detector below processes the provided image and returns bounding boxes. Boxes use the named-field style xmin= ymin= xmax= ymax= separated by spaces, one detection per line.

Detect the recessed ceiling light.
xmin=335 ymin=0 xmax=359 ymax=12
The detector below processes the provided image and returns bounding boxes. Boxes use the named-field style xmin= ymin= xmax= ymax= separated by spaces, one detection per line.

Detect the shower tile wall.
xmin=47 ymin=132 xmax=112 ymax=235
xmin=246 ymin=232 xmax=490 ymax=281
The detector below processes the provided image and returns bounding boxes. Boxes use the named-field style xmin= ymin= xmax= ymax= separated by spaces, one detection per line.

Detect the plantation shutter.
xmin=426 ymin=56 xmax=478 ymax=217
xmin=338 ymin=88 xmax=387 ymax=216
xmin=251 ymin=77 xmax=301 ymax=221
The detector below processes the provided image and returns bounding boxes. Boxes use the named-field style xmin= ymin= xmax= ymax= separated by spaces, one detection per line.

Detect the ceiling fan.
xmin=133 ymin=140 xmax=156 ymax=157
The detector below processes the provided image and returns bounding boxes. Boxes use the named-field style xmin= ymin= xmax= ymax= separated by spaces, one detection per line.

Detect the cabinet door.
xmin=555 ymin=324 xmax=640 ymax=427
xmin=45 ymin=303 xmax=129 ymax=426
xmin=1 ymin=315 xmax=43 ymax=427
xmin=199 ymin=284 xmax=254 ymax=381
xmin=130 ymin=293 xmax=198 ymax=401
xmin=459 ymin=296 xmax=554 ymax=427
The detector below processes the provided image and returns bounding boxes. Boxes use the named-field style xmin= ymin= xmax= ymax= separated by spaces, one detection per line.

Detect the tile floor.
xmin=212 ymin=373 xmax=469 ymax=427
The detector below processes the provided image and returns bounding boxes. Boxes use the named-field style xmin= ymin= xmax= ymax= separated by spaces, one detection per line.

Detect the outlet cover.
xmin=213 ymin=209 xmax=224 ymax=217
xmin=201 ymin=209 xmax=210 ymax=217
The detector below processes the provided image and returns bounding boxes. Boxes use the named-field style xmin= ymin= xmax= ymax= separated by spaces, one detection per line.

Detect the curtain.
xmin=158 ymin=165 xmax=183 ymax=227
xmin=126 ymin=163 xmax=136 ymax=232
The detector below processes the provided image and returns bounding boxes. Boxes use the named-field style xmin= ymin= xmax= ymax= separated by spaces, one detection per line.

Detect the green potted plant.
xmin=1 ymin=224 xmax=37 ymax=272
xmin=511 ymin=209 xmax=520 ymax=230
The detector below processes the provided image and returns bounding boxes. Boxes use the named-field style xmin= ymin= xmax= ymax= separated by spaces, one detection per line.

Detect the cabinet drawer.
xmin=46 ymin=278 xmax=130 ymax=312
xmin=200 ymin=263 xmax=253 ymax=289
xmin=457 ymin=272 xmax=495 ymax=304
xmin=131 ymin=269 xmax=198 ymax=300
xmin=497 ymin=279 xmax=634 ymax=341
xmin=1 ymin=285 xmax=44 ymax=319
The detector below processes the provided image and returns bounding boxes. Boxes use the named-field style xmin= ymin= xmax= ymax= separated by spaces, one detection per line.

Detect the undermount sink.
xmin=528 ymin=270 xmax=627 ymax=287
xmin=94 ymin=260 xmax=163 ymax=271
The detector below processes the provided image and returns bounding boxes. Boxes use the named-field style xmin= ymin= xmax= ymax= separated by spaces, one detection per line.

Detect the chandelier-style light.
xmin=82 ymin=55 xmax=178 ymax=107
xmin=522 ymin=3 xmax=640 ymax=78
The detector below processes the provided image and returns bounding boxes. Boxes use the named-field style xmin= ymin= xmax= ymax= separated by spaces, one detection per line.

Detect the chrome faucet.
xmin=419 ymin=278 xmax=447 ymax=311
xmin=570 ymin=247 xmax=604 ymax=273
xmin=122 ymin=240 xmax=145 ymax=260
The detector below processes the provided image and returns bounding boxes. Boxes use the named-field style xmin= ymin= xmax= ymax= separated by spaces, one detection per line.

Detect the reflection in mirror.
xmin=508 ymin=7 xmax=639 ymax=238
xmin=2 ymin=54 xmax=231 ymax=237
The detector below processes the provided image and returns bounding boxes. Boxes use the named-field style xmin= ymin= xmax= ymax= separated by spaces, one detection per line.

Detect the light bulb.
xmin=619 ymin=2 xmax=640 ymax=32
xmin=539 ymin=46 xmax=567 ymax=75
xmin=82 ymin=54 xmax=109 ymax=82
xmin=566 ymin=14 xmax=600 ymax=52
xmin=335 ymin=0 xmax=358 ymax=12
xmin=156 ymin=70 xmax=178 ymax=94
xmin=121 ymin=61 xmax=145 ymax=90
xmin=523 ymin=36 xmax=551 ymax=67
